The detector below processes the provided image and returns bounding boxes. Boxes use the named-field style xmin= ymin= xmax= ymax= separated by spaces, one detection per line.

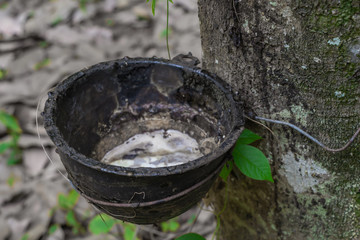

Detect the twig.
xmin=0 ymin=35 xmax=43 ymax=43
xmin=245 ymin=115 xmax=276 ymax=138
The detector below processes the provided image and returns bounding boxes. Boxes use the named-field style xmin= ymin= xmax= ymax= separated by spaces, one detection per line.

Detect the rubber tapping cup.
xmin=43 ymin=57 xmax=244 ymax=224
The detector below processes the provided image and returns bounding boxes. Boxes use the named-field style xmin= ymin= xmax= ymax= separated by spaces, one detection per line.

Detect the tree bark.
xmin=197 ymin=0 xmax=360 ymax=239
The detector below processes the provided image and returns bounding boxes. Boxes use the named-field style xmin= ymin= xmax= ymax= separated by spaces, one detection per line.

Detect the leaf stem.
xmin=166 ymin=0 xmax=171 ymax=59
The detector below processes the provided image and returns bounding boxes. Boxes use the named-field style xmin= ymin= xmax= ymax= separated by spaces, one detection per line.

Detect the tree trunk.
xmin=197 ymin=0 xmax=360 ymax=239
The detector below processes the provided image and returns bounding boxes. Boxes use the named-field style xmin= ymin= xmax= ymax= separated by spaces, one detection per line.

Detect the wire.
xmin=254 ymin=116 xmax=360 ymax=153
xmin=36 ymin=94 xmax=70 ymax=181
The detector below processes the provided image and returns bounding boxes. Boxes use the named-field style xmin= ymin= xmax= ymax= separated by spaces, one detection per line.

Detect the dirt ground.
xmin=0 ymin=0 xmax=217 ymax=239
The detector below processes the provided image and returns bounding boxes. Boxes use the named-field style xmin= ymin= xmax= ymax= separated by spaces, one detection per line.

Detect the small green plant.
xmin=20 ymin=233 xmax=29 ymax=240
xmin=161 ymin=217 xmax=180 ymax=232
xmin=224 ymin=129 xmax=273 ymax=182
xmin=105 ymin=18 xmax=115 ymax=26
xmin=34 ymin=58 xmax=51 ymax=70
xmin=160 ymin=27 xmax=172 ymax=38
xmin=0 ymin=68 xmax=7 ymax=80
xmin=66 ymin=210 xmax=85 ymax=234
xmin=78 ymin=0 xmax=89 ymax=12
xmin=48 ymin=224 xmax=58 ymax=235
xmin=88 ymin=214 xmax=116 ymax=234
xmin=58 ymin=189 xmax=80 ymax=210
xmin=0 ymin=110 xmax=22 ymax=165
xmin=0 ymin=2 xmax=9 ymax=9
xmin=88 ymin=213 xmax=139 ymax=239
xmin=54 ymin=189 xmax=85 ymax=234
xmin=122 ymin=222 xmax=139 ymax=240
xmin=51 ymin=17 xmax=62 ymax=27
xmin=7 ymin=174 xmax=16 ymax=187
xmin=39 ymin=41 xmax=49 ymax=48
xmin=52 ymin=188 xmax=141 ymax=239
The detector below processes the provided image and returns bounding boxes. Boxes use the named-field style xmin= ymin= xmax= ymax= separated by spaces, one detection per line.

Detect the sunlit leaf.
xmin=232 ymin=144 xmax=273 ymax=182
xmin=176 ymin=233 xmax=206 ymax=240
xmin=236 ymin=129 xmax=262 ymax=145
xmin=88 ymin=214 xmax=116 ymax=234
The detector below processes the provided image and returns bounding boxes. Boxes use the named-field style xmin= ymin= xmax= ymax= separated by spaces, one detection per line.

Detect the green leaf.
xmin=39 ymin=41 xmax=49 ymax=48
xmin=161 ymin=218 xmax=180 ymax=232
xmin=160 ymin=27 xmax=172 ymax=38
xmin=66 ymin=210 xmax=77 ymax=226
xmin=237 ymin=129 xmax=262 ymax=145
xmin=48 ymin=208 xmax=56 ymax=217
xmin=21 ymin=233 xmax=29 ymax=240
xmin=7 ymin=149 xmax=22 ymax=165
xmin=0 ymin=2 xmax=8 ymax=9
xmin=48 ymin=224 xmax=58 ymax=235
xmin=34 ymin=58 xmax=51 ymax=70
xmin=65 ymin=210 xmax=84 ymax=234
xmin=7 ymin=175 xmax=15 ymax=187
xmin=232 ymin=144 xmax=273 ymax=182
xmin=219 ymin=160 xmax=233 ymax=182
xmin=79 ymin=0 xmax=88 ymax=11
xmin=88 ymin=214 xmax=116 ymax=234
xmin=0 ymin=69 xmax=7 ymax=79
xmin=175 ymin=233 xmax=206 ymax=240
xmin=187 ymin=214 xmax=196 ymax=225
xmin=169 ymin=220 xmax=180 ymax=232
xmin=0 ymin=110 xmax=21 ymax=133
xmin=151 ymin=0 xmax=156 ymax=15
xmin=58 ymin=189 xmax=79 ymax=210
xmin=0 ymin=142 xmax=12 ymax=154
xmin=51 ymin=17 xmax=62 ymax=27
xmin=123 ymin=223 xmax=138 ymax=240
xmin=169 ymin=0 xmax=173 ymax=3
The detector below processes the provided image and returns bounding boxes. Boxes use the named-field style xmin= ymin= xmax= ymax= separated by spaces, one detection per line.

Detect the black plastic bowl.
xmin=43 ymin=56 xmax=244 ymax=224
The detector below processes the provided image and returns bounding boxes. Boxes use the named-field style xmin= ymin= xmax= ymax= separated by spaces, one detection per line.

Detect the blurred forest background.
xmin=0 ymin=0 xmax=216 ymax=239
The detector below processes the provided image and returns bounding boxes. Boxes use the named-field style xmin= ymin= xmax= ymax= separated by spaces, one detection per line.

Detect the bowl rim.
xmin=43 ymin=57 xmax=244 ymax=177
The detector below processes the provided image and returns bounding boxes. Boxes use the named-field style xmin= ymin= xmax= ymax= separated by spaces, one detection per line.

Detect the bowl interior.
xmin=50 ymin=59 xmax=239 ymax=170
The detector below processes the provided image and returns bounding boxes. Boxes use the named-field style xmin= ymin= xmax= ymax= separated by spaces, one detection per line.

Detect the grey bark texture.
xmin=197 ymin=0 xmax=360 ymax=239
